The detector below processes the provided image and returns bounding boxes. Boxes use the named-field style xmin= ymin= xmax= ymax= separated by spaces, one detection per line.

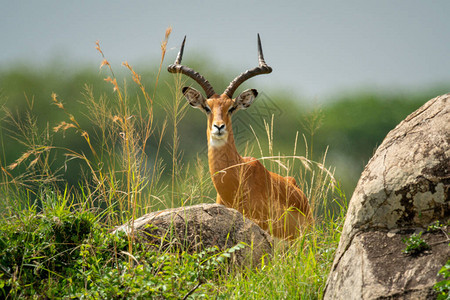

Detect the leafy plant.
xmin=434 ymin=260 xmax=450 ymax=300
xmin=402 ymin=232 xmax=430 ymax=255
xmin=427 ymin=220 xmax=445 ymax=232
xmin=0 ymin=195 xmax=242 ymax=299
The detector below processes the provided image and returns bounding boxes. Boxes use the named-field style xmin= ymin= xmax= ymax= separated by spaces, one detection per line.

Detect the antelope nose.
xmin=214 ymin=124 xmax=225 ymax=132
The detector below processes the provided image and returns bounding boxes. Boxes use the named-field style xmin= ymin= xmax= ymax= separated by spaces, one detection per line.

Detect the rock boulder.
xmin=115 ymin=203 xmax=273 ymax=267
xmin=324 ymin=94 xmax=450 ymax=299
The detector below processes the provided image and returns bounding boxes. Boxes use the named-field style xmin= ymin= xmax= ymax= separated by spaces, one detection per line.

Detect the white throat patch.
xmin=209 ymin=136 xmax=227 ymax=148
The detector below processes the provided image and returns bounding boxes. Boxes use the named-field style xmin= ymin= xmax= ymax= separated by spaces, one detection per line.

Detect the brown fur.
xmin=204 ymin=94 xmax=313 ymax=239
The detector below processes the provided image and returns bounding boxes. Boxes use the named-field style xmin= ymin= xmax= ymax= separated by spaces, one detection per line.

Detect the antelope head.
xmin=167 ymin=34 xmax=272 ymax=148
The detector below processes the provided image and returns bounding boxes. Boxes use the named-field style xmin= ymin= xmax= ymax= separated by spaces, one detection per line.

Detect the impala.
xmin=168 ymin=34 xmax=312 ymax=239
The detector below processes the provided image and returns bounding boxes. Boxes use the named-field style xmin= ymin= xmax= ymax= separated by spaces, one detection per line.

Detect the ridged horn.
xmin=223 ymin=34 xmax=272 ymax=98
xmin=167 ymin=36 xmax=216 ymax=98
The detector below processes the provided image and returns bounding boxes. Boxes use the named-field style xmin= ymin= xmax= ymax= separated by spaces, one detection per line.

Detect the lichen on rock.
xmin=324 ymin=94 xmax=450 ymax=299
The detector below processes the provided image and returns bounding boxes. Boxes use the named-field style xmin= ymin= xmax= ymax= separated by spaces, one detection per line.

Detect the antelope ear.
xmin=233 ymin=89 xmax=258 ymax=110
xmin=182 ymin=87 xmax=210 ymax=113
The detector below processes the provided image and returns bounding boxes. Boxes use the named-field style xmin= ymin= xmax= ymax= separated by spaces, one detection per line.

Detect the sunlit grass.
xmin=215 ymin=208 xmax=345 ymax=299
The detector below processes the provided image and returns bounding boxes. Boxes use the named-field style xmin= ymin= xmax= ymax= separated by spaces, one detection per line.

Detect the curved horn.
xmin=223 ymin=34 xmax=272 ymax=99
xmin=167 ymin=36 xmax=216 ymax=98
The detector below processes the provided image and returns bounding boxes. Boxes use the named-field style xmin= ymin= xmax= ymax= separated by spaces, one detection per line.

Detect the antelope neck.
xmin=207 ymin=130 xmax=243 ymax=175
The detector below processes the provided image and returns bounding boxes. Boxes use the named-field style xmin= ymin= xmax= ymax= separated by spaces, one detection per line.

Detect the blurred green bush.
xmin=0 ymin=62 xmax=447 ymax=198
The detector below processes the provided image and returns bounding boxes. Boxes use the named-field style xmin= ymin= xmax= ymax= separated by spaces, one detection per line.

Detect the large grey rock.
xmin=324 ymin=94 xmax=450 ymax=299
xmin=115 ymin=203 xmax=273 ymax=267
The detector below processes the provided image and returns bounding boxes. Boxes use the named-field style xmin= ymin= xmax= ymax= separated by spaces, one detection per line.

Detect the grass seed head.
xmin=100 ymin=59 xmax=110 ymax=69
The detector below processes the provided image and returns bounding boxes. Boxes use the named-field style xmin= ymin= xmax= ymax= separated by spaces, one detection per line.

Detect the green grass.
xmin=0 ymin=29 xmax=347 ymax=299
xmin=0 ymin=189 xmax=237 ymax=299
xmin=0 ymin=187 xmax=345 ymax=299
xmin=214 ymin=207 xmax=345 ymax=299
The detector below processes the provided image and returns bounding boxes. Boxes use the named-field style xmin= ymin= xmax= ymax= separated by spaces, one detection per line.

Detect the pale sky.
xmin=1 ymin=1 xmax=449 ymax=100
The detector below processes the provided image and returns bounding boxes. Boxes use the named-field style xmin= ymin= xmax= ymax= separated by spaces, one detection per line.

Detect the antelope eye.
xmin=228 ymin=106 xmax=237 ymax=114
xmin=203 ymin=106 xmax=211 ymax=114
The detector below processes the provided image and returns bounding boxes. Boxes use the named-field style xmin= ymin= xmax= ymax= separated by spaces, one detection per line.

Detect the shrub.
xmin=402 ymin=232 xmax=430 ymax=256
xmin=0 ymin=193 xmax=238 ymax=298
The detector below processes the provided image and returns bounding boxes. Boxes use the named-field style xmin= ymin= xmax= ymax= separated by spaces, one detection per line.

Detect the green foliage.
xmin=427 ymin=220 xmax=446 ymax=232
xmin=434 ymin=260 xmax=450 ymax=300
xmin=0 ymin=193 xmax=239 ymax=299
xmin=0 ymin=191 xmax=345 ymax=298
xmin=402 ymin=232 xmax=430 ymax=256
